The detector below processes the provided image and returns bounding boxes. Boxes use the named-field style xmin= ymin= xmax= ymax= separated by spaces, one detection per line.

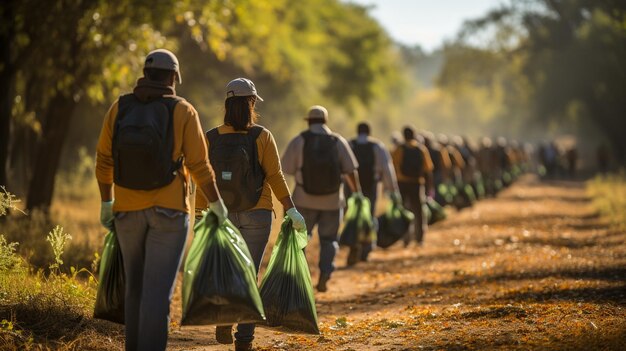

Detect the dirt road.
xmin=168 ymin=175 xmax=626 ymax=350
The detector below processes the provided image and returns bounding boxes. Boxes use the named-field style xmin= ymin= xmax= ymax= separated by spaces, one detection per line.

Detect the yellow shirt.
xmin=392 ymin=141 xmax=434 ymax=184
xmin=195 ymin=124 xmax=291 ymax=212
xmin=95 ymin=98 xmax=216 ymax=213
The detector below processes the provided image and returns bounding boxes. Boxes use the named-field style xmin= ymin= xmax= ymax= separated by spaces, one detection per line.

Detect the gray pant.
xmin=114 ymin=207 xmax=189 ymax=351
xmin=229 ymin=209 xmax=272 ymax=344
xmin=299 ymin=208 xmax=342 ymax=276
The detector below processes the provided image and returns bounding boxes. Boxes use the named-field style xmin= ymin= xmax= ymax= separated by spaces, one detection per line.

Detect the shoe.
xmin=346 ymin=247 xmax=360 ymax=266
xmin=235 ymin=341 xmax=253 ymax=351
xmin=316 ymin=274 xmax=330 ymax=292
xmin=215 ymin=325 xmax=233 ymax=344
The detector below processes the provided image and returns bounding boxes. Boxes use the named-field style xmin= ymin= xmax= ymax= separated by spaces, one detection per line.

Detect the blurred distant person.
xmin=422 ymin=131 xmax=451 ymax=205
xmin=96 ymin=49 xmax=228 ymax=351
xmin=346 ymin=122 xmax=400 ymax=264
xmin=566 ymin=146 xmax=578 ymax=178
xmin=597 ymin=143 xmax=610 ymax=174
xmin=281 ymin=105 xmax=360 ymax=292
xmin=392 ymin=126 xmax=434 ymax=246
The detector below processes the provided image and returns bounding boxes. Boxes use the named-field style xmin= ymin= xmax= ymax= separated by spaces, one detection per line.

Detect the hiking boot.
xmin=235 ymin=341 xmax=253 ymax=351
xmin=215 ymin=325 xmax=233 ymax=344
xmin=346 ymin=246 xmax=360 ymax=267
xmin=317 ymin=274 xmax=330 ymax=292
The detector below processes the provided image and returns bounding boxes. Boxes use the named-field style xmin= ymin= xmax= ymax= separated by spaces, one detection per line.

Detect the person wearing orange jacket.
xmin=96 ymin=49 xmax=228 ymax=351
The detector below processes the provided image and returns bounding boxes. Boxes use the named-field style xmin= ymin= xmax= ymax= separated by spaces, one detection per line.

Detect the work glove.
xmin=427 ymin=189 xmax=436 ymax=199
xmin=286 ymin=207 xmax=307 ymax=231
xmin=209 ymin=198 xmax=229 ymax=225
xmin=390 ymin=191 xmax=402 ymax=204
xmin=100 ymin=200 xmax=114 ymax=231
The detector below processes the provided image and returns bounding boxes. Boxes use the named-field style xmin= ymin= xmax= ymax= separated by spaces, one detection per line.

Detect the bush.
xmin=587 ymin=172 xmax=626 ymax=230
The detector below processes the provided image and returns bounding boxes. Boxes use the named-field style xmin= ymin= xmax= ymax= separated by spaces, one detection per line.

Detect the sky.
xmin=349 ymin=0 xmax=504 ymax=52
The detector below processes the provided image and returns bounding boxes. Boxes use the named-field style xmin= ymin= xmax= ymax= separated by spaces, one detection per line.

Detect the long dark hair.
xmin=224 ymin=96 xmax=258 ymax=131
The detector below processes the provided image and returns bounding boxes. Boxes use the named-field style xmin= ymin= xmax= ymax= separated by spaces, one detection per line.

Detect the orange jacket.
xmin=96 ymin=98 xmax=215 ymax=213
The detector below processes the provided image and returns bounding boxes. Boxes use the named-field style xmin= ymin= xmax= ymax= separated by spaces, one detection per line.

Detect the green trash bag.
xmin=376 ymin=197 xmax=414 ymax=248
xmin=94 ymin=230 xmax=125 ymax=324
xmin=339 ymin=194 xmax=374 ymax=247
xmin=259 ymin=217 xmax=320 ymax=334
xmin=426 ymin=197 xmax=447 ymax=225
xmin=182 ymin=211 xmax=265 ymax=326
xmin=437 ymin=183 xmax=454 ymax=205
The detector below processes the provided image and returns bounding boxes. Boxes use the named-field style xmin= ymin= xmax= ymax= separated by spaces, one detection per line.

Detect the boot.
xmin=215 ymin=325 xmax=233 ymax=344
xmin=235 ymin=341 xmax=253 ymax=351
xmin=317 ymin=274 xmax=330 ymax=292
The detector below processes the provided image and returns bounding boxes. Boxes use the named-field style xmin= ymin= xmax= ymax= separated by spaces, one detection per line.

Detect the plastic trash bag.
xmin=182 ymin=211 xmax=265 ymax=326
xmin=259 ymin=217 xmax=320 ymax=334
xmin=94 ymin=230 xmax=125 ymax=324
xmin=339 ymin=194 xmax=374 ymax=247
xmin=426 ymin=197 xmax=447 ymax=225
xmin=376 ymin=198 xmax=414 ymax=248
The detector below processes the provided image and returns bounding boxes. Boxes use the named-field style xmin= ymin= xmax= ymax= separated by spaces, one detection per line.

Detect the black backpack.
xmin=400 ymin=144 xmax=424 ymax=178
xmin=300 ymin=131 xmax=341 ymax=195
xmin=206 ymin=126 xmax=265 ymax=212
xmin=112 ymin=94 xmax=183 ymax=190
xmin=350 ymin=140 xmax=376 ymax=193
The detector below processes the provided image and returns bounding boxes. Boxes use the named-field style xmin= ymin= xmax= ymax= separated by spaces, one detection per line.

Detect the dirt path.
xmin=168 ymin=175 xmax=626 ymax=350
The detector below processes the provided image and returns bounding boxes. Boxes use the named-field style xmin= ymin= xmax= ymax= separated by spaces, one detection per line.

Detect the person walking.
xmin=281 ymin=105 xmax=360 ymax=292
xmin=95 ymin=49 xmax=228 ymax=351
xmin=346 ymin=122 xmax=400 ymax=264
xmin=391 ymin=126 xmax=434 ymax=246
xmin=195 ymin=78 xmax=306 ymax=351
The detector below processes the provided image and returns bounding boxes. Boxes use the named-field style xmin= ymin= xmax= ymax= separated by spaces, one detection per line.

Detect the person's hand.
xmin=209 ymin=198 xmax=228 ymax=225
xmin=286 ymin=207 xmax=306 ymax=231
xmin=390 ymin=191 xmax=402 ymax=204
xmin=427 ymin=189 xmax=436 ymax=199
xmin=100 ymin=200 xmax=114 ymax=231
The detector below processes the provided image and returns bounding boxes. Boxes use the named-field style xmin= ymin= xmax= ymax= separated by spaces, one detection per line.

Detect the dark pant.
xmin=229 ymin=209 xmax=272 ymax=344
xmin=345 ymin=183 xmax=378 ymax=261
xmin=114 ymin=207 xmax=189 ymax=351
xmin=299 ymin=208 xmax=342 ymax=276
xmin=398 ymin=181 xmax=427 ymax=244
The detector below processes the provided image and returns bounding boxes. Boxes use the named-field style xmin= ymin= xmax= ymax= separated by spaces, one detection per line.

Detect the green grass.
xmin=587 ymin=172 xmax=626 ymax=230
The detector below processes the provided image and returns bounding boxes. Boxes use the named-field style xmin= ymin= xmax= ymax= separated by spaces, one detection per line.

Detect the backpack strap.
xmin=160 ymin=95 xmax=185 ymax=173
xmin=206 ymin=127 xmax=219 ymax=146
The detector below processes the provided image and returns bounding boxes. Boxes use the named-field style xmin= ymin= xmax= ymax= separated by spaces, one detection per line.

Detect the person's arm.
xmin=377 ymin=143 xmax=400 ymax=194
xmin=95 ymin=101 xmax=118 ymax=230
xmin=178 ymin=102 xmax=227 ymax=222
xmin=337 ymin=136 xmax=360 ymax=193
xmin=260 ymin=130 xmax=292 ymax=207
xmin=344 ymin=170 xmax=361 ymax=193
xmin=422 ymin=146 xmax=435 ymax=197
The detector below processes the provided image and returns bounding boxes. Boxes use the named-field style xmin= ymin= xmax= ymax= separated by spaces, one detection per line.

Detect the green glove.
xmin=286 ymin=207 xmax=306 ymax=231
xmin=100 ymin=200 xmax=114 ymax=231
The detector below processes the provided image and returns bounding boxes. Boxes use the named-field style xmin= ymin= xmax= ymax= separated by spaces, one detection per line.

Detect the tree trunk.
xmin=26 ymin=93 xmax=76 ymax=212
xmin=0 ymin=1 xmax=16 ymax=188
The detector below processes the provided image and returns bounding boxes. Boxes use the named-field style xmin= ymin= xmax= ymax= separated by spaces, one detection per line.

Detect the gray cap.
xmin=144 ymin=49 xmax=182 ymax=84
xmin=225 ymin=78 xmax=264 ymax=101
xmin=305 ymin=105 xmax=328 ymax=122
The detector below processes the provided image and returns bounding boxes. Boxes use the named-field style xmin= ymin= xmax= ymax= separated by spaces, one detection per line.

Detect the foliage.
xmin=435 ymin=0 xmax=626 ymax=159
xmin=46 ymin=225 xmax=72 ymax=272
xmin=0 ymin=187 xmax=121 ymax=350
xmin=587 ymin=172 xmax=626 ymax=230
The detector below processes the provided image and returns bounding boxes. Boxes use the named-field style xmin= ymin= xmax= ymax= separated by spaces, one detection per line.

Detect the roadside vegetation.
xmin=0 ymin=187 xmax=123 ymax=350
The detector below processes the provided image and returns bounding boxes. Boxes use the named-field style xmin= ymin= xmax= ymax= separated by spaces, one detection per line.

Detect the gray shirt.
xmin=352 ymin=134 xmax=400 ymax=194
xmin=281 ymin=123 xmax=358 ymax=210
